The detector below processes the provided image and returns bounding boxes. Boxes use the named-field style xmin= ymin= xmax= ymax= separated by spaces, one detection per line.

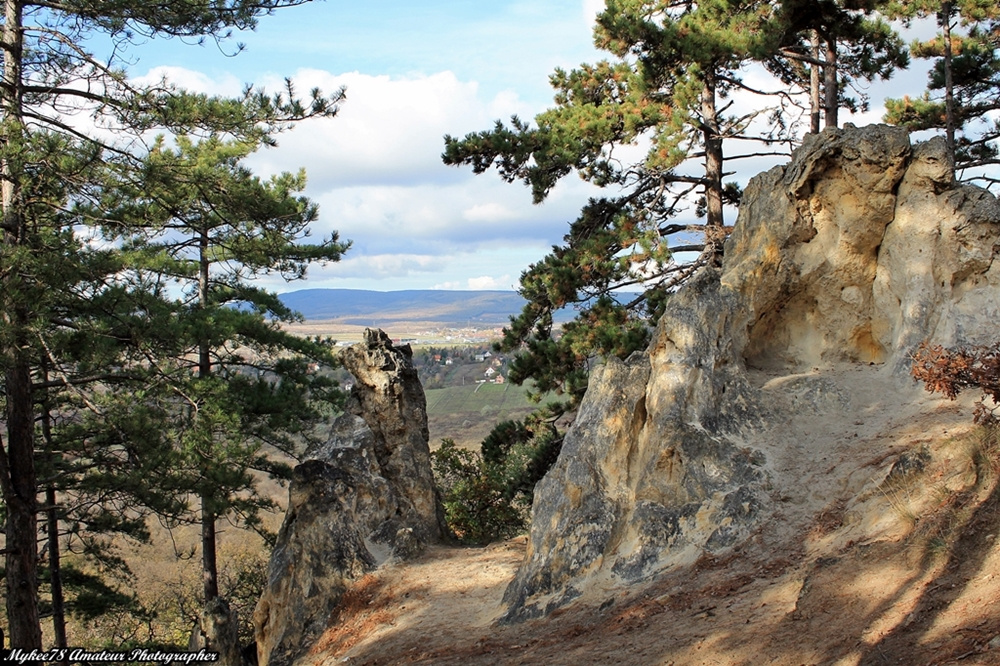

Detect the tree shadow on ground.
xmin=857 ymin=470 xmax=1000 ymax=665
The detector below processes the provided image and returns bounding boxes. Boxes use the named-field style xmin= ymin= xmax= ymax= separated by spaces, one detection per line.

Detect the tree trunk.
xmin=202 ymin=502 xmax=219 ymax=602
xmin=700 ymin=73 xmax=725 ymax=261
xmin=941 ymin=0 xmax=956 ymax=160
xmin=40 ymin=375 xmax=67 ymax=654
xmin=824 ymin=34 xmax=838 ymax=128
xmin=198 ymin=227 xmax=211 ymax=379
xmin=0 ymin=362 xmax=42 ymax=650
xmin=42 ymin=386 xmax=69 ymax=652
xmin=197 ymin=225 xmax=220 ymax=603
xmin=0 ymin=0 xmax=43 ymax=650
xmin=46 ymin=486 xmax=68 ymax=652
xmin=810 ymin=30 xmax=821 ymax=134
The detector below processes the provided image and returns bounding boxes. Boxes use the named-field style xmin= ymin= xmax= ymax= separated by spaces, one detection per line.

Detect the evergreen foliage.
xmin=96 ymin=133 xmax=348 ymax=603
xmin=883 ymin=0 xmax=1000 ymax=184
xmin=0 ymin=0 xmax=344 ymax=647
xmin=771 ymin=0 xmax=908 ymax=131
xmin=431 ymin=417 xmax=562 ymax=545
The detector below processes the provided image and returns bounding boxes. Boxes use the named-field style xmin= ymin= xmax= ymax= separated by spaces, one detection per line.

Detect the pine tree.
xmin=1 ymin=133 xmax=191 ymax=648
xmin=770 ymin=0 xmax=908 ymax=132
xmin=883 ymin=0 xmax=1000 ymax=183
xmin=443 ymin=0 xmax=784 ymax=404
xmin=99 ymin=134 xmax=348 ymax=606
xmin=0 ymin=0 xmax=342 ymax=648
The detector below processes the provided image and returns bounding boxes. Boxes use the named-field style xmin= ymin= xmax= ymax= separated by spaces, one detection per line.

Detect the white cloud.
xmin=244 ymin=69 xmax=504 ymax=190
xmin=132 ymin=66 xmax=244 ymax=97
xmin=462 ymin=202 xmax=517 ymax=223
xmin=468 ymin=274 xmax=513 ymax=290
xmin=583 ymin=0 xmax=605 ymax=23
xmin=123 ymin=45 xmax=607 ymax=293
xmin=310 ymin=172 xmax=599 ymax=260
xmin=318 ymin=253 xmax=441 ymax=280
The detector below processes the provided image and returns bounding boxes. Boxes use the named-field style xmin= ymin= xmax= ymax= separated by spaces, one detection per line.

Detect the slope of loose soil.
xmin=302 ymin=366 xmax=1000 ymax=666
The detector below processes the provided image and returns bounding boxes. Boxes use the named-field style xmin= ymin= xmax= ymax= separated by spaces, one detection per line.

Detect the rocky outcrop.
xmin=189 ymin=598 xmax=242 ymax=666
xmin=339 ymin=329 xmax=444 ymax=542
xmin=254 ymin=329 xmax=444 ymax=666
xmin=502 ymin=124 xmax=1000 ymax=621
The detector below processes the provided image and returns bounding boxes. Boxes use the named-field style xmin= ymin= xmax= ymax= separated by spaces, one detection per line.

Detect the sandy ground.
xmin=301 ymin=366 xmax=1000 ymax=666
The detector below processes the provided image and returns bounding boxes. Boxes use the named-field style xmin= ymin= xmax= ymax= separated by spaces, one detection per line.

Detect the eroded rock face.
xmin=254 ymin=329 xmax=444 ymax=666
xmin=501 ymin=268 xmax=769 ymax=621
xmin=872 ymin=139 xmax=1000 ymax=367
xmin=340 ymin=328 xmax=443 ymax=543
xmin=189 ymin=598 xmax=242 ymax=666
xmin=502 ymin=124 xmax=1000 ymax=621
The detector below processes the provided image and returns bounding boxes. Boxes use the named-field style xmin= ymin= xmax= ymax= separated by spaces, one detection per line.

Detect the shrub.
xmin=431 ymin=420 xmax=563 ymax=545
xmin=431 ymin=440 xmax=526 ymax=545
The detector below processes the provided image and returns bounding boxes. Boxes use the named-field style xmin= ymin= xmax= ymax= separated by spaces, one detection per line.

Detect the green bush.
xmin=431 ymin=419 xmax=563 ymax=545
xmin=431 ymin=439 xmax=526 ymax=545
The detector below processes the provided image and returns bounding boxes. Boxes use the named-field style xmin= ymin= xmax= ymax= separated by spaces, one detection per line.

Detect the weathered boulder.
xmin=502 ymin=124 xmax=1000 ymax=621
xmin=730 ymin=124 xmax=912 ymax=369
xmin=872 ymin=138 xmax=1000 ymax=366
xmin=339 ymin=328 xmax=444 ymax=542
xmin=501 ymin=268 xmax=769 ymax=621
xmin=254 ymin=329 xmax=444 ymax=666
xmin=189 ymin=598 xmax=242 ymax=666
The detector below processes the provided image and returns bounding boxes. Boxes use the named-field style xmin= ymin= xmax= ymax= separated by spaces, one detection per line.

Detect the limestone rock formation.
xmin=502 ymin=124 xmax=1000 ymax=621
xmin=254 ymin=329 xmax=444 ymax=666
xmin=339 ymin=328 xmax=444 ymax=542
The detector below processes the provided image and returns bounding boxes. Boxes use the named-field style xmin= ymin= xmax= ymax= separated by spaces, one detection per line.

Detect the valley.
xmin=284 ymin=319 xmax=556 ymax=450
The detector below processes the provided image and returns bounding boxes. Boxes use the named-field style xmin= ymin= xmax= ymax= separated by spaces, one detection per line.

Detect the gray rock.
xmin=254 ymin=329 xmax=445 ymax=666
xmin=501 ymin=124 xmax=1000 ymax=621
xmin=340 ymin=328 xmax=444 ymax=543
xmin=502 ymin=271 xmax=768 ymax=622
xmin=189 ymin=598 xmax=242 ymax=666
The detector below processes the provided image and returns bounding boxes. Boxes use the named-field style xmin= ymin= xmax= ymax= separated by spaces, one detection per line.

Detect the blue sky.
xmin=117 ymin=0 xmax=613 ymax=293
xmin=118 ymin=0 xmax=933 ymax=294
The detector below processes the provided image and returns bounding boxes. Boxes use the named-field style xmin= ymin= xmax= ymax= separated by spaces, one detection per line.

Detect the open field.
xmin=284 ymin=319 xmax=544 ymax=450
xmin=426 ymin=382 xmax=536 ymax=415
xmin=283 ymin=320 xmax=505 ymax=347
xmin=425 ymin=383 xmax=542 ymax=449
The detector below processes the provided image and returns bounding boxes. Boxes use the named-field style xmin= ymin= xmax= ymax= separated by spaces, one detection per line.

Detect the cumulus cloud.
xmin=244 ymin=69 xmax=529 ymax=191
xmin=219 ymin=67 xmax=608 ymax=259
xmin=316 ymin=253 xmax=442 ymax=280
xmin=467 ymin=274 xmax=513 ymax=290
xmin=274 ymin=244 xmax=546 ymax=292
xmin=131 ymin=66 xmax=244 ymax=97
xmin=462 ymin=202 xmax=518 ymax=223
xmin=431 ymin=275 xmax=514 ymax=290
xmin=311 ymin=173 xmax=599 ymax=258
xmin=124 ymin=62 xmax=603 ymax=293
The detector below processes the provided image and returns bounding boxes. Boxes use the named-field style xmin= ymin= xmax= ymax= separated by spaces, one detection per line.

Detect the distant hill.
xmin=277 ymin=289 xmax=534 ymax=326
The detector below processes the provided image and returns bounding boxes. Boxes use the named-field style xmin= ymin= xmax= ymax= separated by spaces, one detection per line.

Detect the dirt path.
xmin=306 ymin=367 xmax=1000 ymax=666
